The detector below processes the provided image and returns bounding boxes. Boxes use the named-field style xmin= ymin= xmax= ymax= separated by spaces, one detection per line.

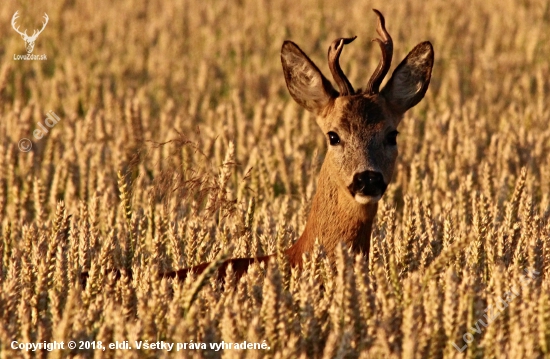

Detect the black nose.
xmin=350 ymin=171 xmax=387 ymax=197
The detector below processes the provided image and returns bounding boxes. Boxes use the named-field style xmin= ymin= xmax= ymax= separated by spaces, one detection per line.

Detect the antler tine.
xmin=42 ymin=13 xmax=49 ymax=29
xmin=11 ymin=11 xmax=28 ymax=37
xmin=366 ymin=9 xmax=393 ymax=95
xmin=34 ymin=13 xmax=49 ymax=37
xmin=328 ymin=36 xmax=357 ymax=97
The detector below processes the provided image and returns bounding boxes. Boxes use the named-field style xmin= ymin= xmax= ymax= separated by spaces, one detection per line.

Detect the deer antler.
xmin=30 ymin=13 xmax=49 ymax=40
xmin=11 ymin=11 xmax=29 ymax=39
xmin=366 ymin=9 xmax=393 ymax=95
xmin=328 ymin=36 xmax=357 ymax=97
xmin=11 ymin=12 xmax=48 ymax=40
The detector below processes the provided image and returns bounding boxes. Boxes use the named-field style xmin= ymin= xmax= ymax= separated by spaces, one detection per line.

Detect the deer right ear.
xmin=281 ymin=41 xmax=337 ymax=114
xmin=381 ymin=41 xmax=434 ymax=115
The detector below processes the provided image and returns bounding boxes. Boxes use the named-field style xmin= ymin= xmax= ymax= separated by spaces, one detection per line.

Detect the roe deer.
xmin=79 ymin=10 xmax=433 ymax=286
xmin=162 ymin=9 xmax=434 ymax=282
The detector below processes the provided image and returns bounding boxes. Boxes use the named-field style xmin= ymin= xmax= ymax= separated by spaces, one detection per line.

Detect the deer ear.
xmin=281 ymin=41 xmax=337 ymax=114
xmin=381 ymin=41 xmax=433 ymax=114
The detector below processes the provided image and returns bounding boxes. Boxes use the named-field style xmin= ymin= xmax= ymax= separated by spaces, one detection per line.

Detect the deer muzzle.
xmin=348 ymin=170 xmax=387 ymax=203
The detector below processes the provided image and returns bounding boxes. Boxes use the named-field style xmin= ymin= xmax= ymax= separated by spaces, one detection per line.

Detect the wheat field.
xmin=1 ymin=0 xmax=550 ymax=358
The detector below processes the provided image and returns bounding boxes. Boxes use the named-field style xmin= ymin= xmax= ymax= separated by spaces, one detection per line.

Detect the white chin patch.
xmin=354 ymin=194 xmax=381 ymax=204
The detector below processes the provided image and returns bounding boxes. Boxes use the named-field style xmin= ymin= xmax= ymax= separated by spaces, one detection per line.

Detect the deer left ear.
xmin=381 ymin=41 xmax=434 ymax=114
xmin=281 ymin=41 xmax=338 ymax=114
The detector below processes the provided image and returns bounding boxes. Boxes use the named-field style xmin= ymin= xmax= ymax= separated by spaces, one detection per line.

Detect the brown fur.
xmin=161 ymin=10 xmax=434 ymax=283
xmin=285 ymin=160 xmax=378 ymax=266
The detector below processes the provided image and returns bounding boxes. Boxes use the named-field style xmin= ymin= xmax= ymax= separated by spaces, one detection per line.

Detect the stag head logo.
xmin=11 ymin=11 xmax=48 ymax=54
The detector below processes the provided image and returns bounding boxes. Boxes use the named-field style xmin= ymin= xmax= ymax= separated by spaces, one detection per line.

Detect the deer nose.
xmin=350 ymin=171 xmax=387 ymax=197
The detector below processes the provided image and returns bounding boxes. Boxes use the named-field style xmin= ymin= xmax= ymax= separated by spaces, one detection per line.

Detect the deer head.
xmin=12 ymin=11 xmax=49 ymax=54
xmin=281 ymin=9 xmax=433 ymax=206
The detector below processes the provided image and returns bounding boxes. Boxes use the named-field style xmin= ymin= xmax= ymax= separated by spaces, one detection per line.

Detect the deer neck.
xmin=285 ymin=160 xmax=378 ymax=265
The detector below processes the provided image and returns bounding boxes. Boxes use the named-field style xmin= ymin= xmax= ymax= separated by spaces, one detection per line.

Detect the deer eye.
xmin=327 ymin=131 xmax=340 ymax=146
xmin=386 ymin=130 xmax=399 ymax=146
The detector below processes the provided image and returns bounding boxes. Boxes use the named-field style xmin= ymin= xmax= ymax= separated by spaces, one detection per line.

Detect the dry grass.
xmin=1 ymin=0 xmax=550 ymax=358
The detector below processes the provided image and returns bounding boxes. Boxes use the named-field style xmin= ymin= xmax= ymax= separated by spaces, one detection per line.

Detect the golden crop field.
xmin=1 ymin=0 xmax=549 ymax=358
